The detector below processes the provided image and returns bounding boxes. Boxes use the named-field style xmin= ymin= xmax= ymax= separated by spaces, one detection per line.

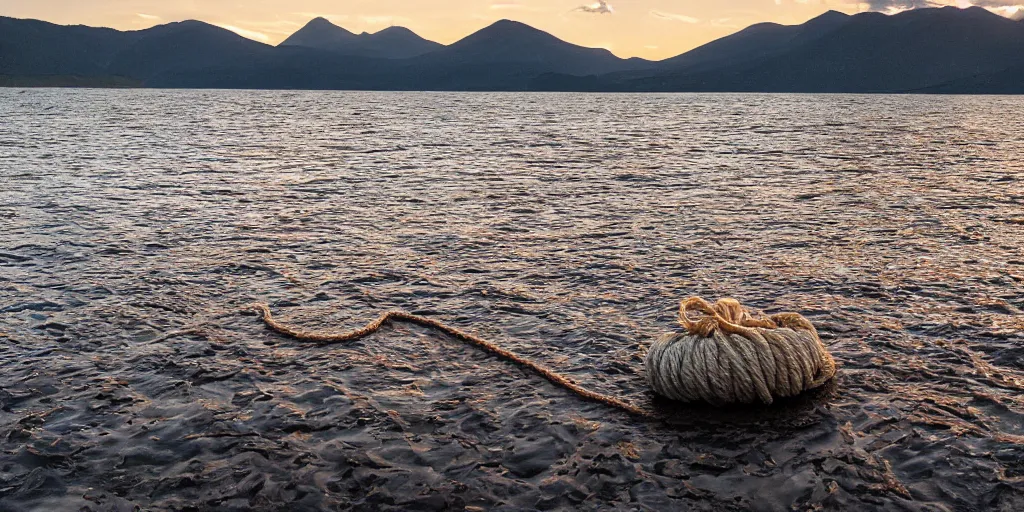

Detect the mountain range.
xmin=280 ymin=17 xmax=442 ymax=59
xmin=2 ymin=6 xmax=1023 ymax=93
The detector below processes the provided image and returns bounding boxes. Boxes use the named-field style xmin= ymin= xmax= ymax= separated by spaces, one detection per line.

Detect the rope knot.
xmin=678 ymin=297 xmax=780 ymax=337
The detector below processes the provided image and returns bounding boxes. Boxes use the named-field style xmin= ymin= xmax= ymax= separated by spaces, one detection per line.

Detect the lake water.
xmin=1 ymin=90 xmax=1023 ymax=511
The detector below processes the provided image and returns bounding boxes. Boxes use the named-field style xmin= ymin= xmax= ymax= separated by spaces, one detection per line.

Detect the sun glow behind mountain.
xmin=1 ymin=0 xmax=1023 ymax=59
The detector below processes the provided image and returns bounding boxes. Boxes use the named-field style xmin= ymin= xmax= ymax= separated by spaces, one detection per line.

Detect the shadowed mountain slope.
xmin=659 ymin=10 xmax=852 ymax=73
xmin=280 ymin=17 xmax=442 ymax=59
xmin=0 ymin=17 xmax=274 ymax=85
xmin=106 ymin=21 xmax=273 ymax=82
xmin=627 ymin=6 xmax=1024 ymax=93
xmin=413 ymin=20 xmax=654 ymax=77
xmin=3 ymin=8 xmax=1024 ymax=92
xmin=0 ymin=17 xmax=138 ymax=76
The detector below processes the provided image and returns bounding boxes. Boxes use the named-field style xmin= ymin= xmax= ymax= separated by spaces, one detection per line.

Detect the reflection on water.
xmin=1 ymin=90 xmax=1022 ymax=510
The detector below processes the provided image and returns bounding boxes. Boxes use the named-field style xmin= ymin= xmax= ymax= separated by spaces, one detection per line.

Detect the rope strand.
xmin=251 ymin=304 xmax=648 ymax=417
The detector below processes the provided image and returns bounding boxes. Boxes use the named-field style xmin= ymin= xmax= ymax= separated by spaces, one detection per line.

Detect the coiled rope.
xmin=646 ymin=297 xmax=837 ymax=405
xmin=252 ymin=297 xmax=836 ymax=415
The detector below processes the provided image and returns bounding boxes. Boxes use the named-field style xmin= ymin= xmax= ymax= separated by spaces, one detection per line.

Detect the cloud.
xmin=969 ymin=0 xmax=1024 ymax=18
xmin=962 ymin=0 xmax=1024 ymax=5
xmin=214 ymin=24 xmax=270 ymax=42
xmin=136 ymin=13 xmax=161 ymax=21
xmin=861 ymin=0 xmax=1024 ymax=17
xmin=574 ymin=1 xmax=614 ymax=15
xmin=710 ymin=18 xmax=740 ymax=29
xmin=862 ymin=0 xmax=941 ymax=13
xmin=650 ymin=10 xmax=700 ymax=23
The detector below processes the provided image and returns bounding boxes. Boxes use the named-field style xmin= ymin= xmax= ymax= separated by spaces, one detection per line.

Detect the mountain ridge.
xmin=657 ymin=10 xmax=852 ymax=74
xmin=2 ymin=8 xmax=1024 ymax=92
xmin=412 ymin=19 xmax=654 ymax=77
xmin=547 ymin=6 xmax=1024 ymax=94
xmin=279 ymin=17 xmax=442 ymax=59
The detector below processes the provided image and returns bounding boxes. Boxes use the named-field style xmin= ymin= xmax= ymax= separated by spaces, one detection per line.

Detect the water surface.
xmin=1 ymin=90 xmax=1023 ymax=511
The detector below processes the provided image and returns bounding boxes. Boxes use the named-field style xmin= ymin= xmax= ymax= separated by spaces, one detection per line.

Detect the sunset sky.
xmin=3 ymin=1 xmax=1023 ymax=59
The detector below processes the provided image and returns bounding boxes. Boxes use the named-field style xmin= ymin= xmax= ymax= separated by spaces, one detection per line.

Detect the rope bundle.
xmin=645 ymin=298 xmax=836 ymax=405
xmin=252 ymin=297 xmax=836 ymax=415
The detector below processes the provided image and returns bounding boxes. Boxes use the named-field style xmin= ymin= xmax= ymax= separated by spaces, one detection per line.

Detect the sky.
xmin=2 ymin=1 xmax=1023 ymax=60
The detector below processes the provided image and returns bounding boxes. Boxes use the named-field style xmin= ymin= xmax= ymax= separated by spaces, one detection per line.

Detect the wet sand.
xmin=1 ymin=90 xmax=1023 ymax=511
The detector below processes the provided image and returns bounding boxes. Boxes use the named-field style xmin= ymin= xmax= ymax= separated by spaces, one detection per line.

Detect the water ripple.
xmin=1 ymin=90 xmax=1022 ymax=511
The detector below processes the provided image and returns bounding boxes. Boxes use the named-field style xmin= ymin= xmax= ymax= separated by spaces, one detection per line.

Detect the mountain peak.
xmin=281 ymin=17 xmax=356 ymax=48
xmin=429 ymin=18 xmax=649 ymax=77
xmin=810 ymin=10 xmax=849 ymax=22
xmin=442 ymin=19 xmax=564 ymax=53
xmin=890 ymin=5 xmax=1009 ymax=23
xmin=304 ymin=17 xmax=344 ymax=30
xmin=804 ymin=10 xmax=851 ymax=30
xmin=280 ymin=17 xmax=441 ymax=58
xmin=376 ymin=26 xmax=415 ymax=36
xmin=166 ymin=20 xmax=215 ymax=30
xmin=305 ymin=16 xmax=354 ymax=33
xmin=926 ymin=5 xmax=995 ymax=17
xmin=462 ymin=19 xmax=556 ymax=44
xmin=138 ymin=19 xmax=248 ymax=39
xmin=486 ymin=19 xmax=543 ymax=33
xmin=952 ymin=5 xmax=1002 ymax=18
xmin=493 ymin=19 xmax=527 ymax=26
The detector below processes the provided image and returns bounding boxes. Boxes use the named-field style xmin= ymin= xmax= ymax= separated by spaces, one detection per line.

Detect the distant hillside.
xmin=280 ymin=17 xmax=442 ymax=59
xmin=624 ymin=6 xmax=1024 ymax=93
xmin=148 ymin=46 xmax=394 ymax=90
xmin=106 ymin=21 xmax=273 ymax=82
xmin=3 ymin=8 xmax=1024 ymax=93
xmin=0 ymin=16 xmax=648 ymax=90
xmin=415 ymin=20 xmax=653 ymax=77
xmin=0 ymin=17 xmax=274 ymax=86
xmin=0 ymin=74 xmax=141 ymax=87
xmin=0 ymin=17 xmax=137 ymax=76
xmin=384 ymin=19 xmax=654 ymax=90
xmin=915 ymin=63 xmax=1024 ymax=94
xmin=659 ymin=10 xmax=851 ymax=73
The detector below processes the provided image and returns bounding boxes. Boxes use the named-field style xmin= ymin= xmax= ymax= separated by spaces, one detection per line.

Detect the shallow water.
xmin=1 ymin=90 xmax=1022 ymax=511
